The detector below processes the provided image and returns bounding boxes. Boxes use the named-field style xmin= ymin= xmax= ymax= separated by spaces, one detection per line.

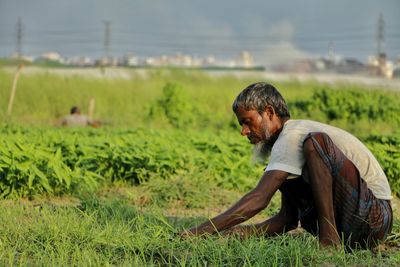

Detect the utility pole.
xmin=377 ymin=13 xmax=385 ymax=56
xmin=103 ymin=20 xmax=111 ymax=59
xmin=16 ymin=17 xmax=23 ymax=59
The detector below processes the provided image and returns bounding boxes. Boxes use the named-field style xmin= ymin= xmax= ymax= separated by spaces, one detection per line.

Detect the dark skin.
xmin=181 ymin=105 xmax=340 ymax=248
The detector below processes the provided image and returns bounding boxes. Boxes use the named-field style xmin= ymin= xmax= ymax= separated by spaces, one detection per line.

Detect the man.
xmin=61 ymin=106 xmax=99 ymax=127
xmin=183 ymin=82 xmax=392 ymax=249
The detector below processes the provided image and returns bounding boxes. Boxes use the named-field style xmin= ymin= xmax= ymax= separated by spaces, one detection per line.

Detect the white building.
xmin=40 ymin=52 xmax=64 ymax=63
xmin=66 ymin=56 xmax=93 ymax=66
xmin=123 ymin=54 xmax=139 ymax=66
xmin=235 ymin=51 xmax=254 ymax=68
xmin=367 ymin=54 xmax=394 ymax=78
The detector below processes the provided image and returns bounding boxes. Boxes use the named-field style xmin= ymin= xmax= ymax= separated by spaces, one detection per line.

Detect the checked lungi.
xmin=279 ymin=132 xmax=393 ymax=249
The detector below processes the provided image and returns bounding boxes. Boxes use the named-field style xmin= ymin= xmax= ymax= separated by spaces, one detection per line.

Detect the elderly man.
xmin=183 ymin=82 xmax=392 ymax=249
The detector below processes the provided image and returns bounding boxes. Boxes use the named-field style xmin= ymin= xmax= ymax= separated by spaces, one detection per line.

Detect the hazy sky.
xmin=0 ymin=0 xmax=399 ymax=65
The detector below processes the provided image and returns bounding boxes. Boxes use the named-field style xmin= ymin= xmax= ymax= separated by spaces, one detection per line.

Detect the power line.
xmin=2 ymin=25 xmax=400 ymax=38
xmin=1 ymin=21 xmax=399 ymax=59
xmin=2 ymin=26 xmax=400 ymax=45
xmin=14 ymin=33 xmax=399 ymax=51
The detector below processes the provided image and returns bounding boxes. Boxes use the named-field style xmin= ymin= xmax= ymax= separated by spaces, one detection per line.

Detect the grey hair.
xmin=232 ymin=82 xmax=290 ymax=119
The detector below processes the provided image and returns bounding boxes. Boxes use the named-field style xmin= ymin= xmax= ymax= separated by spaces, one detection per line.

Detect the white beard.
xmin=252 ymin=128 xmax=273 ymax=163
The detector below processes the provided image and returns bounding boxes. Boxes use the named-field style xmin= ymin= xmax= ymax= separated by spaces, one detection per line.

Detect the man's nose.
xmin=241 ymin=126 xmax=250 ymax=136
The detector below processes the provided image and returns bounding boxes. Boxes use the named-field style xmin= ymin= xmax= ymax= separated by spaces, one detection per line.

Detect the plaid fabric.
xmin=279 ymin=132 xmax=392 ymax=249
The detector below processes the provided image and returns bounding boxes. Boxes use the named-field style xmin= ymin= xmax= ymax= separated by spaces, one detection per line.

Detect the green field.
xmin=0 ymin=68 xmax=399 ymax=265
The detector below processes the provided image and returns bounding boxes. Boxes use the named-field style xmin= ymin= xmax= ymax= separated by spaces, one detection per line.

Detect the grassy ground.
xmin=1 ymin=185 xmax=399 ymax=266
xmin=1 ymin=67 xmax=399 ymax=265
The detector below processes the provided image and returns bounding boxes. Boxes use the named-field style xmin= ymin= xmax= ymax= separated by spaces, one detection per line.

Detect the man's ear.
xmin=264 ymin=105 xmax=276 ymax=119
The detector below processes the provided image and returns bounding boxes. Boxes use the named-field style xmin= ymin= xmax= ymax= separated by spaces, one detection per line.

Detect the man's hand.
xmin=179 ymin=226 xmax=213 ymax=238
xmin=221 ymin=225 xmax=260 ymax=240
xmin=181 ymin=225 xmax=259 ymax=240
xmin=179 ymin=228 xmax=198 ymax=238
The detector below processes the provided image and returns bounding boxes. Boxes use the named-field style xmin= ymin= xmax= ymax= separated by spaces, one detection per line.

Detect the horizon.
xmin=1 ymin=0 xmax=399 ymax=66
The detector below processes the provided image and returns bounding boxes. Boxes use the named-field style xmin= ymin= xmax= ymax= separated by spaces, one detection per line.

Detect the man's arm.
xmin=221 ymin=193 xmax=299 ymax=238
xmin=183 ymin=170 xmax=289 ymax=236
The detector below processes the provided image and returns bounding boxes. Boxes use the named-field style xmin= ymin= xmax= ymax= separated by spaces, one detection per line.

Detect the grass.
xmin=1 ymin=186 xmax=399 ymax=266
xmin=1 ymin=67 xmax=400 ymax=265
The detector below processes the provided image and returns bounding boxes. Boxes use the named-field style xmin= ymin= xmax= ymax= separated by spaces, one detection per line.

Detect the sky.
xmin=0 ymin=0 xmax=399 ymax=66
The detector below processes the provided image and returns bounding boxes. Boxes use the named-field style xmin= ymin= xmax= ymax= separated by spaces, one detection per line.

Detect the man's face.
xmin=234 ymin=107 xmax=272 ymax=145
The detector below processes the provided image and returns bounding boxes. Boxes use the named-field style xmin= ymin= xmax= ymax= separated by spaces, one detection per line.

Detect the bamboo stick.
xmin=7 ymin=64 xmax=24 ymax=117
xmin=88 ymin=97 xmax=95 ymax=120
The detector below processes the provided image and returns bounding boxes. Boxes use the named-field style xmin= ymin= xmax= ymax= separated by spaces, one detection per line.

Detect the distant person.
xmin=61 ymin=106 xmax=99 ymax=127
xmin=182 ymin=82 xmax=392 ymax=249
